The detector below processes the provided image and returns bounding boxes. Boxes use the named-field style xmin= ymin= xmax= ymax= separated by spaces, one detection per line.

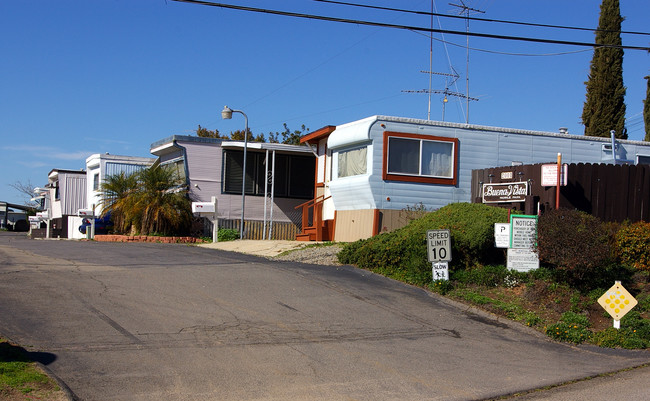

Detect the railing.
xmin=295 ymin=194 xmax=331 ymax=240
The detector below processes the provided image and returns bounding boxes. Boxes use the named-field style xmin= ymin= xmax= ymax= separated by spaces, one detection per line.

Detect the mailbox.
xmin=192 ymin=202 xmax=216 ymax=214
xmin=78 ymin=209 xmax=95 ymax=217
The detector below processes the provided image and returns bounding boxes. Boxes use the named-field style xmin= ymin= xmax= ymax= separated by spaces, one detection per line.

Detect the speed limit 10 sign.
xmin=427 ymin=229 xmax=451 ymax=262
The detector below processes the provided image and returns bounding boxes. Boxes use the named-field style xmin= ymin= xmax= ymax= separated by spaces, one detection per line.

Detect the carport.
xmin=0 ymin=201 xmax=32 ymax=231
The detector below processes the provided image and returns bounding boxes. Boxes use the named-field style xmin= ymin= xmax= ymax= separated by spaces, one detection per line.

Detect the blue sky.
xmin=2 ymin=0 xmax=649 ymax=205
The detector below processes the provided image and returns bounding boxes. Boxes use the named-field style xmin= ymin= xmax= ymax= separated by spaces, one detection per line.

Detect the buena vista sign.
xmin=482 ymin=182 xmax=528 ymax=203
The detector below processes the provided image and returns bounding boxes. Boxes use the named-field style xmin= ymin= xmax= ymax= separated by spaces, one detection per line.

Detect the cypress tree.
xmin=582 ymin=0 xmax=627 ymax=139
xmin=643 ymin=75 xmax=650 ymax=142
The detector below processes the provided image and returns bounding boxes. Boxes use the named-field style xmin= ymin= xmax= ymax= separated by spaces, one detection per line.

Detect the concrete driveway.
xmin=0 ymin=232 xmax=648 ymax=400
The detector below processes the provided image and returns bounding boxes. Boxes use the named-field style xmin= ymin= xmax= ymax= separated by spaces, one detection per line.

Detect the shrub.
xmin=338 ymin=203 xmax=509 ymax=286
xmin=217 ymin=228 xmax=239 ymax=242
xmin=591 ymin=311 xmax=650 ymax=349
xmin=617 ymin=221 xmax=650 ymax=271
xmin=536 ymin=209 xmax=615 ymax=287
xmin=545 ymin=311 xmax=592 ymax=344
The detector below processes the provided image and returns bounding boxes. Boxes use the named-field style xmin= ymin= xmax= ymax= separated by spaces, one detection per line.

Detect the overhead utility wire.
xmin=171 ymin=0 xmax=650 ymax=51
xmin=314 ymin=0 xmax=650 ymax=37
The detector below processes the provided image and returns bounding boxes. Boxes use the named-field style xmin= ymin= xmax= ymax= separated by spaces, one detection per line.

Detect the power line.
xmin=313 ymin=0 xmax=650 ymax=37
xmin=170 ymin=0 xmax=650 ymax=51
xmin=410 ymin=29 xmax=593 ymax=57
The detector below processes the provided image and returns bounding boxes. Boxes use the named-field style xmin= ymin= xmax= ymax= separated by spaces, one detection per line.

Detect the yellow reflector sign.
xmin=597 ymin=282 xmax=637 ymax=320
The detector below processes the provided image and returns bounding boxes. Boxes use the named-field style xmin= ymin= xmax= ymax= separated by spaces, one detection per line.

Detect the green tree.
xmin=130 ymin=166 xmax=193 ymax=236
xmin=268 ymin=123 xmax=310 ymax=145
xmin=196 ymin=125 xmax=222 ymax=138
xmin=98 ymin=171 xmax=139 ymax=234
xmin=581 ymin=0 xmax=627 ymax=139
xmin=643 ymin=75 xmax=650 ymax=142
xmin=229 ymin=128 xmax=264 ymax=142
xmin=99 ymin=167 xmax=192 ymax=236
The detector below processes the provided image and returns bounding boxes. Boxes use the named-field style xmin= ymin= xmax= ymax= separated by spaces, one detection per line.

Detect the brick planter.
xmin=93 ymin=235 xmax=204 ymax=244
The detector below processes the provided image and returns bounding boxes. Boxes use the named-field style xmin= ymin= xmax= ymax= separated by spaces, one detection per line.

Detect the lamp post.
xmin=221 ymin=105 xmax=248 ymax=239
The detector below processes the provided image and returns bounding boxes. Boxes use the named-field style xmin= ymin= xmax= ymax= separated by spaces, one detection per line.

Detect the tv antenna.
xmin=402 ymin=69 xmax=478 ymax=121
xmin=403 ymin=1 xmax=479 ymax=122
xmin=449 ymin=1 xmax=484 ymax=124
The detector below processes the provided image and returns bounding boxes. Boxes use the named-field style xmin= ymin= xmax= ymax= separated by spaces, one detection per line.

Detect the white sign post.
xmin=427 ymin=229 xmax=452 ymax=281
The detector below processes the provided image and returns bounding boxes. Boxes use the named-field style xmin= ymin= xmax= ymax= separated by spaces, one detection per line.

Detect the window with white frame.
xmin=383 ymin=132 xmax=458 ymax=185
xmin=336 ymin=146 xmax=367 ymax=178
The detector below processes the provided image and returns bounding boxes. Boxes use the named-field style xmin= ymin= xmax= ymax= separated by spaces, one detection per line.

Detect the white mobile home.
xmin=299 ymin=115 xmax=650 ymax=242
xmin=86 ymin=153 xmax=156 ymax=212
xmin=46 ymin=169 xmax=87 ymax=239
xmin=150 ymin=135 xmax=315 ymax=239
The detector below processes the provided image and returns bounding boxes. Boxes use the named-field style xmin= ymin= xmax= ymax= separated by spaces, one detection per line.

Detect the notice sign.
xmin=427 ymin=229 xmax=451 ymax=262
xmin=541 ymin=164 xmax=568 ymax=187
xmin=482 ymin=182 xmax=528 ymax=203
xmin=510 ymin=215 xmax=538 ymax=249
xmin=507 ymin=248 xmax=539 ymax=272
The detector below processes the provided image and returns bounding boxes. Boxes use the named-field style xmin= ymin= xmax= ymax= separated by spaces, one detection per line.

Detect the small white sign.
xmin=427 ymin=229 xmax=452 ymax=262
xmin=494 ymin=223 xmax=510 ymax=248
xmin=541 ymin=164 xmax=568 ymax=186
xmin=507 ymin=248 xmax=539 ymax=272
xmin=432 ymin=262 xmax=449 ymax=281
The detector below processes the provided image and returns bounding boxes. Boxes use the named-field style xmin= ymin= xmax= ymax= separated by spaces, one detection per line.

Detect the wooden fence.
xmin=471 ymin=163 xmax=650 ymax=223
xmin=215 ymin=218 xmax=301 ymax=240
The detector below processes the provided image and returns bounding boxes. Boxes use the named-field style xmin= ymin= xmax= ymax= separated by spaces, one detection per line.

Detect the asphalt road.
xmin=0 ymin=232 xmax=648 ymax=400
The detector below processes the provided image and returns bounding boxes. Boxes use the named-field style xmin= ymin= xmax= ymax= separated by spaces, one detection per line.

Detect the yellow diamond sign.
xmin=598 ymin=282 xmax=637 ymax=320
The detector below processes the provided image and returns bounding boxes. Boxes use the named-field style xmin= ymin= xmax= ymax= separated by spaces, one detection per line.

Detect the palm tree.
xmin=130 ymin=166 xmax=193 ymax=236
xmin=98 ymin=171 xmax=139 ymax=234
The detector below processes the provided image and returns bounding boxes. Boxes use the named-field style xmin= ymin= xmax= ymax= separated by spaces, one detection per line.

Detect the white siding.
xmin=328 ymin=116 xmax=650 ymax=213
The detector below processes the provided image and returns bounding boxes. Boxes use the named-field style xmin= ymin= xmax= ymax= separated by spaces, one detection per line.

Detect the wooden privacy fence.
xmin=472 ymin=163 xmax=650 ymax=223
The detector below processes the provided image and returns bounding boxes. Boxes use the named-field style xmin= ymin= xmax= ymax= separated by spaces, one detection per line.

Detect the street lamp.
xmin=221 ymin=105 xmax=248 ymax=239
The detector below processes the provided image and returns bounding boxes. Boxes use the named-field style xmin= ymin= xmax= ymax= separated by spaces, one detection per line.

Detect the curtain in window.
xmin=338 ymin=147 xmax=367 ymax=178
xmin=421 ymin=141 xmax=453 ymax=177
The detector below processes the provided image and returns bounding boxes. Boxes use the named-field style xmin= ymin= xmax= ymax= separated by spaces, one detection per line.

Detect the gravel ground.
xmin=272 ymin=243 xmax=344 ymax=266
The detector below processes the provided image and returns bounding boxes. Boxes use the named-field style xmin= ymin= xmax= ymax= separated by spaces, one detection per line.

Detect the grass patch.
xmin=0 ymin=338 xmax=61 ymax=398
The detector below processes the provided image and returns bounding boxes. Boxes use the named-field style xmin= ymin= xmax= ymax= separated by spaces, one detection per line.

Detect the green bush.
xmin=591 ymin=311 xmax=650 ymax=349
xmin=217 ymin=228 xmax=239 ymax=242
xmin=338 ymin=203 xmax=509 ymax=286
xmin=546 ymin=311 xmax=592 ymax=344
xmin=536 ymin=209 xmax=616 ymax=288
xmin=617 ymin=221 xmax=650 ymax=271
xmin=452 ymin=264 xmax=528 ymax=288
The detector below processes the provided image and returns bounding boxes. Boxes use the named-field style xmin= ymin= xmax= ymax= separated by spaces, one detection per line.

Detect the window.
xmin=222 ymin=150 xmax=314 ymax=199
xmin=337 ymin=146 xmax=367 ymax=178
xmin=93 ymin=173 xmax=100 ymax=191
xmin=383 ymin=131 xmax=458 ymax=185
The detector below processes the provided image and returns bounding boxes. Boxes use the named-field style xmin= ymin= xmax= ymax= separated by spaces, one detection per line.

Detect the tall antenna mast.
xmin=427 ymin=0 xmax=434 ymax=120
xmin=402 ymin=69 xmax=478 ymax=121
xmin=449 ymin=1 xmax=484 ymax=124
